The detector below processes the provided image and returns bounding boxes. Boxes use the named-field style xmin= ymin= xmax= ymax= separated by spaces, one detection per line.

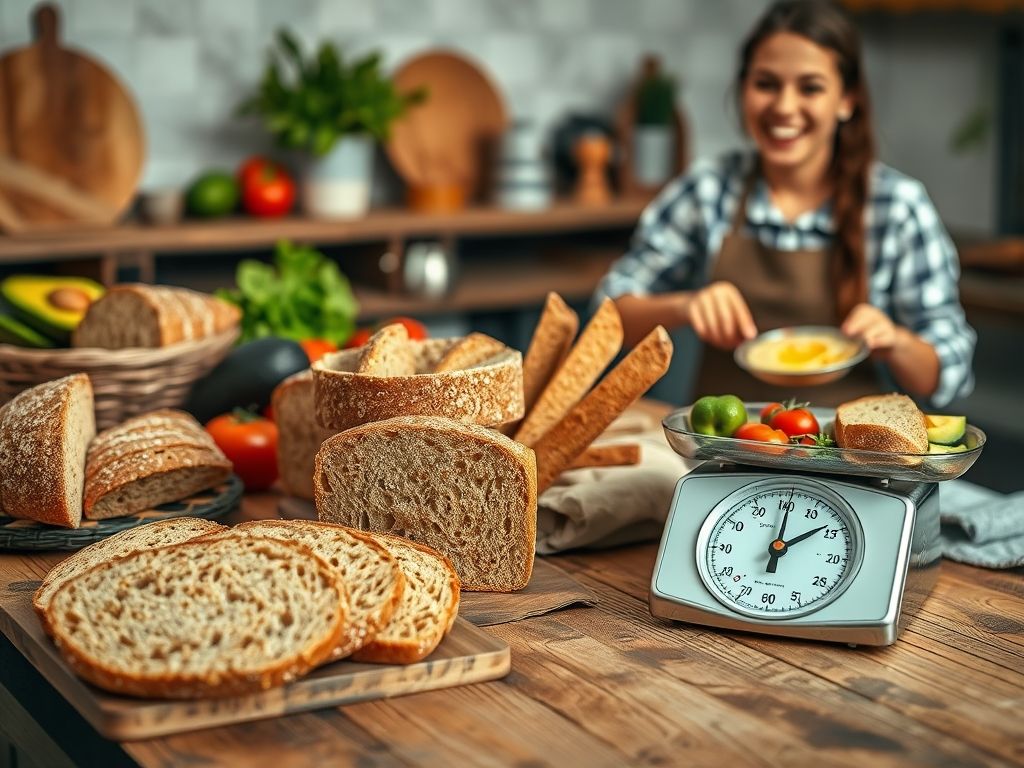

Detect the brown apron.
xmin=693 ymin=174 xmax=878 ymax=408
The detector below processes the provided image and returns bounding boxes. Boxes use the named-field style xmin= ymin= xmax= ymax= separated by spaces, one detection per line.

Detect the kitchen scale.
xmin=650 ymin=403 xmax=986 ymax=646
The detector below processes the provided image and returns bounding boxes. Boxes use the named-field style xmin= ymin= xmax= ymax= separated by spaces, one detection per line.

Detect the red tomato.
xmin=377 ymin=316 xmax=427 ymax=340
xmin=238 ymin=156 xmax=295 ymax=218
xmin=760 ymin=402 xmax=785 ymax=424
xmin=734 ymin=423 xmax=789 ymax=443
xmin=769 ymin=407 xmax=820 ymax=438
xmin=798 ymin=433 xmax=835 ymax=447
xmin=300 ymin=337 xmax=337 ymax=364
xmin=343 ymin=327 xmax=372 ymax=349
xmin=206 ymin=410 xmax=279 ymax=491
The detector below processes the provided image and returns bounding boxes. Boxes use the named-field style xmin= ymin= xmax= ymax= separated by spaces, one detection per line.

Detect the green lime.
xmin=186 ymin=172 xmax=240 ymax=218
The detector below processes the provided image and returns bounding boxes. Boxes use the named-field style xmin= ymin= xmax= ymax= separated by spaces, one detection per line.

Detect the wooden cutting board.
xmin=0 ymin=582 xmax=510 ymax=741
xmin=0 ymin=3 xmax=144 ymax=231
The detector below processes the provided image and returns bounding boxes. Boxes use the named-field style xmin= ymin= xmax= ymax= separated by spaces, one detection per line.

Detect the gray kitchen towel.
xmin=939 ymin=480 xmax=1024 ymax=569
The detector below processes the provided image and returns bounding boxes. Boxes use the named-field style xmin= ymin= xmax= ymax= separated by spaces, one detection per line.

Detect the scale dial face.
xmin=695 ymin=477 xmax=864 ymax=620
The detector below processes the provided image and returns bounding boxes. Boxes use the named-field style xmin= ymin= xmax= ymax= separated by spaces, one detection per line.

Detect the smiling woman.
xmin=595 ymin=0 xmax=976 ymax=409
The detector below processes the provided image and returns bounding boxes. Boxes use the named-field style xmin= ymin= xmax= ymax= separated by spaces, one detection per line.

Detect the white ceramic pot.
xmin=302 ymin=135 xmax=373 ymax=218
xmin=633 ymin=125 xmax=675 ymax=187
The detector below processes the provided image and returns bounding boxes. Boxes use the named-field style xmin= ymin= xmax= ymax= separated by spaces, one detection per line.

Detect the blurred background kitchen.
xmin=0 ymin=0 xmax=1021 ymax=489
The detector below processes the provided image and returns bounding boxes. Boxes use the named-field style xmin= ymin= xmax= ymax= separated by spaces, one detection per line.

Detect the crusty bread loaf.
xmin=313 ymin=338 xmax=524 ymax=432
xmin=834 ymin=394 xmax=929 ymax=453
xmin=315 ymin=415 xmax=537 ymax=592
xmin=273 ymin=371 xmax=336 ymax=499
xmin=33 ymin=517 xmax=227 ymax=635
xmin=349 ymin=532 xmax=460 ymax=665
xmin=72 ymin=284 xmax=240 ymax=349
xmin=534 ymin=326 xmax=673 ymax=492
xmin=83 ymin=409 xmax=232 ymax=520
xmin=201 ymin=520 xmax=405 ymax=660
xmin=46 ymin=537 xmax=349 ymax=698
xmin=433 ymin=332 xmax=506 ymax=373
xmin=0 ymin=373 xmax=95 ymax=528
xmin=514 ymin=297 xmax=623 ymax=447
xmin=357 ymin=323 xmax=415 ymax=376
xmin=570 ymin=443 xmax=641 ymax=469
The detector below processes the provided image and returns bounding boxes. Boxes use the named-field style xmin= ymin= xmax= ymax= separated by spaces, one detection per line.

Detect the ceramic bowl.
xmin=734 ymin=325 xmax=869 ymax=387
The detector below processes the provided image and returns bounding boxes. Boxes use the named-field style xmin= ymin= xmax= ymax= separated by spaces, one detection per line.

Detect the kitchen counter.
xmin=1 ymin=403 xmax=1022 ymax=767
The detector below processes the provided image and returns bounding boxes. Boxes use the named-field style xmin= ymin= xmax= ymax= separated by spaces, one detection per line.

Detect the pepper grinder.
xmin=573 ymin=132 xmax=612 ymax=206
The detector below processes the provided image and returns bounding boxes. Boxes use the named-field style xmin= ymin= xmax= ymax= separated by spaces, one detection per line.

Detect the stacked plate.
xmin=494 ymin=120 xmax=552 ymax=211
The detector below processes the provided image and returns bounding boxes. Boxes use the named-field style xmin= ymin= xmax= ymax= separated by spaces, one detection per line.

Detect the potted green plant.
xmin=238 ymin=30 xmax=424 ymax=218
xmin=633 ymin=56 xmax=677 ymax=188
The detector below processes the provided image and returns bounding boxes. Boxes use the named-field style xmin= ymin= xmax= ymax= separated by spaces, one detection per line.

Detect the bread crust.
xmin=313 ymin=339 xmax=524 ymax=431
xmin=534 ymin=327 xmax=672 ymax=493
xmin=272 ymin=371 xmax=335 ymax=499
xmin=46 ymin=537 xmax=347 ymax=699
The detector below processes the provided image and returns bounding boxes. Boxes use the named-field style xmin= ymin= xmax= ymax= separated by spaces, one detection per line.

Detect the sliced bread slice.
xmin=200 ymin=520 xmax=405 ymax=660
xmin=834 ymin=393 xmax=929 ymax=454
xmin=46 ymin=536 xmax=349 ymax=698
xmin=349 ymin=532 xmax=460 ymax=665
xmin=0 ymin=373 xmax=95 ymax=528
xmin=433 ymin=332 xmax=505 ymax=373
xmin=357 ymin=322 xmax=415 ymax=376
xmin=33 ymin=517 xmax=228 ymax=635
xmin=315 ymin=415 xmax=537 ymax=592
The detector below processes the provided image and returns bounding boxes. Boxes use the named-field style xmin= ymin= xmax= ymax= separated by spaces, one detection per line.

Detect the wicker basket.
xmin=0 ymin=329 xmax=239 ymax=430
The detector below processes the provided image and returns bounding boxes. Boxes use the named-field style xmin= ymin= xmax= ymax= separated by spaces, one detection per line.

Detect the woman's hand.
xmin=840 ymin=303 xmax=896 ymax=353
xmin=686 ymin=281 xmax=758 ymax=349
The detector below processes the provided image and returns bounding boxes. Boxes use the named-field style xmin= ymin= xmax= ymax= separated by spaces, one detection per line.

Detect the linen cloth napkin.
xmin=938 ymin=480 xmax=1024 ymax=569
xmin=536 ymin=411 xmax=696 ymax=554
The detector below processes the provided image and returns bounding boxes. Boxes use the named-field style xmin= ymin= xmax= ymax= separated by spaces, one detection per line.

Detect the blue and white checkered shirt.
xmin=596 ymin=151 xmax=976 ymax=407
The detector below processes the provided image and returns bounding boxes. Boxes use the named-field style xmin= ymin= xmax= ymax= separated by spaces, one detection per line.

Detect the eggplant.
xmin=185 ymin=337 xmax=310 ymax=424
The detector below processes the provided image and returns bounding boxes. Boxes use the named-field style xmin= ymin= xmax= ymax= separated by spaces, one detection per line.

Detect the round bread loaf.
xmin=312 ymin=338 xmax=524 ymax=432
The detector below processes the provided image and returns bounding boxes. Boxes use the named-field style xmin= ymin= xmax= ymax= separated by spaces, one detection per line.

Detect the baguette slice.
xmin=433 ymin=332 xmax=506 ymax=373
xmin=46 ymin=537 xmax=349 ymax=699
xmin=834 ymin=393 xmax=929 ymax=454
xmin=357 ymin=322 xmax=415 ymax=376
xmin=33 ymin=517 xmax=227 ymax=635
xmin=514 ymin=297 xmax=623 ymax=447
xmin=349 ymin=532 xmax=460 ymax=665
xmin=273 ymin=371 xmax=336 ymax=499
xmin=0 ymin=373 xmax=95 ymax=528
xmin=315 ymin=415 xmax=537 ymax=591
xmin=534 ymin=326 xmax=672 ymax=493
xmin=569 ymin=443 xmax=641 ymax=469
xmin=201 ymin=520 xmax=405 ymax=660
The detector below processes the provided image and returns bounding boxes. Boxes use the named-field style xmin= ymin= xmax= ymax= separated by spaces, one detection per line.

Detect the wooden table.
xmin=2 ymin=408 xmax=1023 ymax=767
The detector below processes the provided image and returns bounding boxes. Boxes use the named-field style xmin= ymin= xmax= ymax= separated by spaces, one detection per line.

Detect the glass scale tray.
xmin=663 ymin=402 xmax=985 ymax=483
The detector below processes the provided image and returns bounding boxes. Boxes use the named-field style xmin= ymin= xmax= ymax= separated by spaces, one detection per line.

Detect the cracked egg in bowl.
xmin=735 ymin=326 xmax=868 ymax=386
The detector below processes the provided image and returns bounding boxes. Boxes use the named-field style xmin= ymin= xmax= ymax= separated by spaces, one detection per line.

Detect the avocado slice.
xmin=0 ymin=275 xmax=104 ymax=344
xmin=928 ymin=442 xmax=968 ymax=454
xmin=0 ymin=314 xmax=56 ymax=348
xmin=924 ymin=414 xmax=967 ymax=445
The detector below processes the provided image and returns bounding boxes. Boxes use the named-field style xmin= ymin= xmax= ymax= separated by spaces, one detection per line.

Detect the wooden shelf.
xmin=0 ymin=199 xmax=650 ymax=262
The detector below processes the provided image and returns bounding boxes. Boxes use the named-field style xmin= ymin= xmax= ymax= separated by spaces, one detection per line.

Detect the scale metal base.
xmin=649 ymin=462 xmax=940 ymax=646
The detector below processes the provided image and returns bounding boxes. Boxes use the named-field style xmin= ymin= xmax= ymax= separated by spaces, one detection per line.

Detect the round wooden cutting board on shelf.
xmin=0 ymin=3 xmax=144 ymax=232
xmin=386 ymin=50 xmax=507 ymax=211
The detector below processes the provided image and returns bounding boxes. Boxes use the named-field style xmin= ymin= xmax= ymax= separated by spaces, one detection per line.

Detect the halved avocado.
xmin=0 ymin=314 xmax=56 ymax=348
xmin=0 ymin=275 xmax=105 ymax=345
xmin=925 ymin=414 xmax=967 ymax=445
xmin=928 ymin=442 xmax=968 ymax=454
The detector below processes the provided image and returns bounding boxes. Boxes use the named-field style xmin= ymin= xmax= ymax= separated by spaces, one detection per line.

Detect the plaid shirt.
xmin=596 ymin=151 xmax=976 ymax=407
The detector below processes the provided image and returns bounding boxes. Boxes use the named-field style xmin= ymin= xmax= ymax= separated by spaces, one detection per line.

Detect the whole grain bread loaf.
xmin=46 ymin=536 xmax=349 ymax=698
xmin=199 ymin=520 xmax=405 ymax=660
xmin=313 ymin=338 xmax=524 ymax=432
xmin=0 ymin=373 xmax=95 ymax=528
xmin=314 ymin=415 xmax=537 ymax=591
xmin=272 ymin=371 xmax=336 ymax=499
xmin=348 ymin=532 xmax=460 ymax=665
xmin=72 ymin=284 xmax=240 ymax=349
xmin=33 ymin=517 xmax=227 ymax=635
xmin=834 ymin=393 xmax=929 ymax=454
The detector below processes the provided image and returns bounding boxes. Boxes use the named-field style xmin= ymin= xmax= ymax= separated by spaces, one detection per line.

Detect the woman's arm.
xmin=616 ymin=283 xmax=758 ymax=349
xmin=841 ymin=304 xmax=940 ymax=397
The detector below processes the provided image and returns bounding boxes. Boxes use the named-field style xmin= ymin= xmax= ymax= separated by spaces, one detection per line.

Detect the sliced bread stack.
xmin=0 ymin=373 xmax=95 ymax=528
xmin=83 ymin=409 xmax=232 ymax=520
xmin=72 ymin=283 xmax=240 ymax=349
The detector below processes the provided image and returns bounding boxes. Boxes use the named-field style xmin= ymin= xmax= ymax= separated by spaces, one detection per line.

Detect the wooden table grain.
xmin=2 ymin=407 xmax=1023 ymax=767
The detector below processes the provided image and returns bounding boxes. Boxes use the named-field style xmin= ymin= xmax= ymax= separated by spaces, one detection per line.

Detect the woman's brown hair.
xmin=737 ymin=0 xmax=875 ymax=319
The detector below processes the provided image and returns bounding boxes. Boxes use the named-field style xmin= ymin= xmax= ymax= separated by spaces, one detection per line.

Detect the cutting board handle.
xmin=32 ymin=4 xmax=60 ymax=47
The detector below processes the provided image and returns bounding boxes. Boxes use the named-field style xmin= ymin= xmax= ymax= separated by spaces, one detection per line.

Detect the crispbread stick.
xmin=514 ymin=297 xmax=622 ymax=447
xmin=569 ymin=443 xmax=641 ymax=469
xmin=434 ymin=332 xmax=506 ymax=372
xmin=534 ymin=326 xmax=673 ymax=492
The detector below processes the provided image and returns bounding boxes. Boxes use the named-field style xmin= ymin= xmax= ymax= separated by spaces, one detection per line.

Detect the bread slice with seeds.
xmin=46 ymin=536 xmax=349 ymax=698
xmin=33 ymin=517 xmax=228 ymax=635
xmin=199 ymin=519 xmax=405 ymax=660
